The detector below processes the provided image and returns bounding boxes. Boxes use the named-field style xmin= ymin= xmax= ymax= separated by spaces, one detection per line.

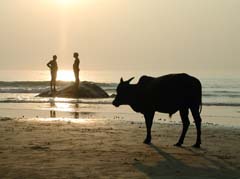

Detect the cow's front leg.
xmin=143 ymin=112 xmax=155 ymax=144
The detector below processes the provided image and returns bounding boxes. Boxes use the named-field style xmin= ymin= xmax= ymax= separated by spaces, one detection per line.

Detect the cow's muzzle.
xmin=112 ymin=100 xmax=120 ymax=107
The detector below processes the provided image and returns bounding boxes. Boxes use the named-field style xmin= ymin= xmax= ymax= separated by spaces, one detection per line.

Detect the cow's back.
xmin=137 ymin=73 xmax=202 ymax=114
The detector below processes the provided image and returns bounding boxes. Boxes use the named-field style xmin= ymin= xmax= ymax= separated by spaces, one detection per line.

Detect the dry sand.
xmin=0 ymin=117 xmax=239 ymax=179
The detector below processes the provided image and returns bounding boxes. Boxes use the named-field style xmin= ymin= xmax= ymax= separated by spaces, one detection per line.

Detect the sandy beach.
xmin=0 ymin=116 xmax=239 ymax=179
xmin=1 ymin=0 xmax=240 ymax=178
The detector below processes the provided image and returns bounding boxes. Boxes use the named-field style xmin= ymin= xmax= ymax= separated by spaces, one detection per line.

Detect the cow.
xmin=112 ymin=73 xmax=202 ymax=148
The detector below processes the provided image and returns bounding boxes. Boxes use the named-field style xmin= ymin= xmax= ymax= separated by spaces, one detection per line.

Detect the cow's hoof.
xmin=192 ymin=144 xmax=201 ymax=148
xmin=174 ymin=143 xmax=182 ymax=147
xmin=143 ymin=139 xmax=151 ymax=145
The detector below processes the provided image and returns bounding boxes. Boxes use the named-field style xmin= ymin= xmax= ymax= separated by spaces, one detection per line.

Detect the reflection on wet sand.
xmin=50 ymin=110 xmax=56 ymax=118
xmin=73 ymin=103 xmax=79 ymax=119
xmin=50 ymin=100 xmax=80 ymax=119
xmin=50 ymin=100 xmax=56 ymax=118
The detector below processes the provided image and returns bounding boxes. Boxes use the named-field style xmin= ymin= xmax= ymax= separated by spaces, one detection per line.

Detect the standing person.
xmin=47 ymin=55 xmax=58 ymax=92
xmin=73 ymin=52 xmax=80 ymax=88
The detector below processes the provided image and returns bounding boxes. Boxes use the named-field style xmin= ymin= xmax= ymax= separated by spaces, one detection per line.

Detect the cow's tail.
xmin=199 ymin=81 xmax=202 ymax=114
xmin=199 ymin=102 xmax=202 ymax=114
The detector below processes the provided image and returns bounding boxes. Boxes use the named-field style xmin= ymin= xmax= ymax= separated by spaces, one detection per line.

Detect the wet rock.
xmin=37 ymin=81 xmax=109 ymax=98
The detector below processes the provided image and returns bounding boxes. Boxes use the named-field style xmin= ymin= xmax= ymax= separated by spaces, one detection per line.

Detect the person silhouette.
xmin=73 ymin=52 xmax=80 ymax=88
xmin=47 ymin=55 xmax=58 ymax=92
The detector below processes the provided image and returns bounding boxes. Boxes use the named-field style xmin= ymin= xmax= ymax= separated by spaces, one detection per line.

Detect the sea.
xmin=0 ymin=70 xmax=239 ymax=127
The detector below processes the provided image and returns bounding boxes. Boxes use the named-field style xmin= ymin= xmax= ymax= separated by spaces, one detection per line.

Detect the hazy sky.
xmin=0 ymin=0 xmax=240 ymax=76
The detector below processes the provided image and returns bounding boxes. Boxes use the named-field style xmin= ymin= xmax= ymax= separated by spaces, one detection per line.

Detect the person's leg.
xmin=52 ymin=71 xmax=57 ymax=92
xmin=50 ymin=72 xmax=54 ymax=92
xmin=76 ymin=70 xmax=79 ymax=86
xmin=74 ymin=70 xmax=79 ymax=87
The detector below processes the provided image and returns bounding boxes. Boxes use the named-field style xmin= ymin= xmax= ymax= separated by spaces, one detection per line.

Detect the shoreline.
xmin=0 ymin=117 xmax=239 ymax=178
xmin=0 ymin=103 xmax=240 ymax=128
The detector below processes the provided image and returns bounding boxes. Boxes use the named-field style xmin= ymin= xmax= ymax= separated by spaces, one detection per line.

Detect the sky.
xmin=0 ymin=0 xmax=240 ymax=78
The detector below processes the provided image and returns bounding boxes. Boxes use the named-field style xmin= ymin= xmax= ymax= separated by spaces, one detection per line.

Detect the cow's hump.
xmin=137 ymin=75 xmax=155 ymax=86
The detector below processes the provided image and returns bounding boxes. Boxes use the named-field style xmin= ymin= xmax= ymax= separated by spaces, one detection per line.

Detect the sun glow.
xmin=55 ymin=0 xmax=78 ymax=6
xmin=57 ymin=70 xmax=75 ymax=81
xmin=55 ymin=70 xmax=90 ymax=82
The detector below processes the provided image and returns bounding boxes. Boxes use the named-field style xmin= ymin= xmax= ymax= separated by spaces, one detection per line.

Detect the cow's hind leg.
xmin=175 ymin=108 xmax=190 ymax=147
xmin=190 ymin=106 xmax=202 ymax=148
xmin=143 ymin=112 xmax=155 ymax=144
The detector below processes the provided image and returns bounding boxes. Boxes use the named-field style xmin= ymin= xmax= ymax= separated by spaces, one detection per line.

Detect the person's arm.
xmin=47 ymin=61 xmax=52 ymax=68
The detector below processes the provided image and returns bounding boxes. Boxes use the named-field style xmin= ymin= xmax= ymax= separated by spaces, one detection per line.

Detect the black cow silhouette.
xmin=112 ymin=73 xmax=202 ymax=148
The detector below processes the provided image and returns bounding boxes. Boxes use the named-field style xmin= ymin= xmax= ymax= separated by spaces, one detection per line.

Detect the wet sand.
xmin=0 ymin=117 xmax=239 ymax=179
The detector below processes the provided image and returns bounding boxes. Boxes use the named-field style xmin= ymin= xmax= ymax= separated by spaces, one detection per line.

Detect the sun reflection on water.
xmin=27 ymin=117 xmax=92 ymax=124
xmin=46 ymin=98 xmax=95 ymax=122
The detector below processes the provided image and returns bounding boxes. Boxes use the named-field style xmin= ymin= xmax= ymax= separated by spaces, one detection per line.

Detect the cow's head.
xmin=112 ymin=77 xmax=135 ymax=107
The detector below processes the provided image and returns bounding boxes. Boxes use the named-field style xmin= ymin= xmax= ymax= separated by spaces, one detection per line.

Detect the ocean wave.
xmin=0 ymin=81 xmax=70 ymax=87
xmin=0 ymin=98 xmax=240 ymax=107
xmin=0 ymin=81 xmax=117 ymax=94
xmin=0 ymin=80 xmax=240 ymax=108
xmin=0 ymin=98 xmax=113 ymax=104
xmin=203 ymin=94 xmax=240 ymax=98
xmin=203 ymin=102 xmax=240 ymax=107
xmin=211 ymin=90 xmax=240 ymax=93
xmin=0 ymin=88 xmax=48 ymax=93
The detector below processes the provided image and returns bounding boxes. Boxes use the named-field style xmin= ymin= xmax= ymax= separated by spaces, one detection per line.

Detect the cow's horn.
xmin=126 ymin=77 xmax=135 ymax=83
xmin=120 ymin=77 xmax=124 ymax=83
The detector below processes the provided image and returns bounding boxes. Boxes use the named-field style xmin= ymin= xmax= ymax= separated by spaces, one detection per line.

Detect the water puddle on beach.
xmin=0 ymin=102 xmax=240 ymax=128
xmin=20 ymin=117 xmax=94 ymax=124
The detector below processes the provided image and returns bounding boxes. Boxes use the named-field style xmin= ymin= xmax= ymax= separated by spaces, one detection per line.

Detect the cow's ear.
xmin=120 ymin=77 xmax=124 ymax=83
xmin=126 ymin=77 xmax=135 ymax=84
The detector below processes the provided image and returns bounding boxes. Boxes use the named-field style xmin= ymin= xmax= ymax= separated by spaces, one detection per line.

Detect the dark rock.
xmin=110 ymin=93 xmax=116 ymax=98
xmin=0 ymin=117 xmax=13 ymax=121
xmin=37 ymin=81 xmax=109 ymax=98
